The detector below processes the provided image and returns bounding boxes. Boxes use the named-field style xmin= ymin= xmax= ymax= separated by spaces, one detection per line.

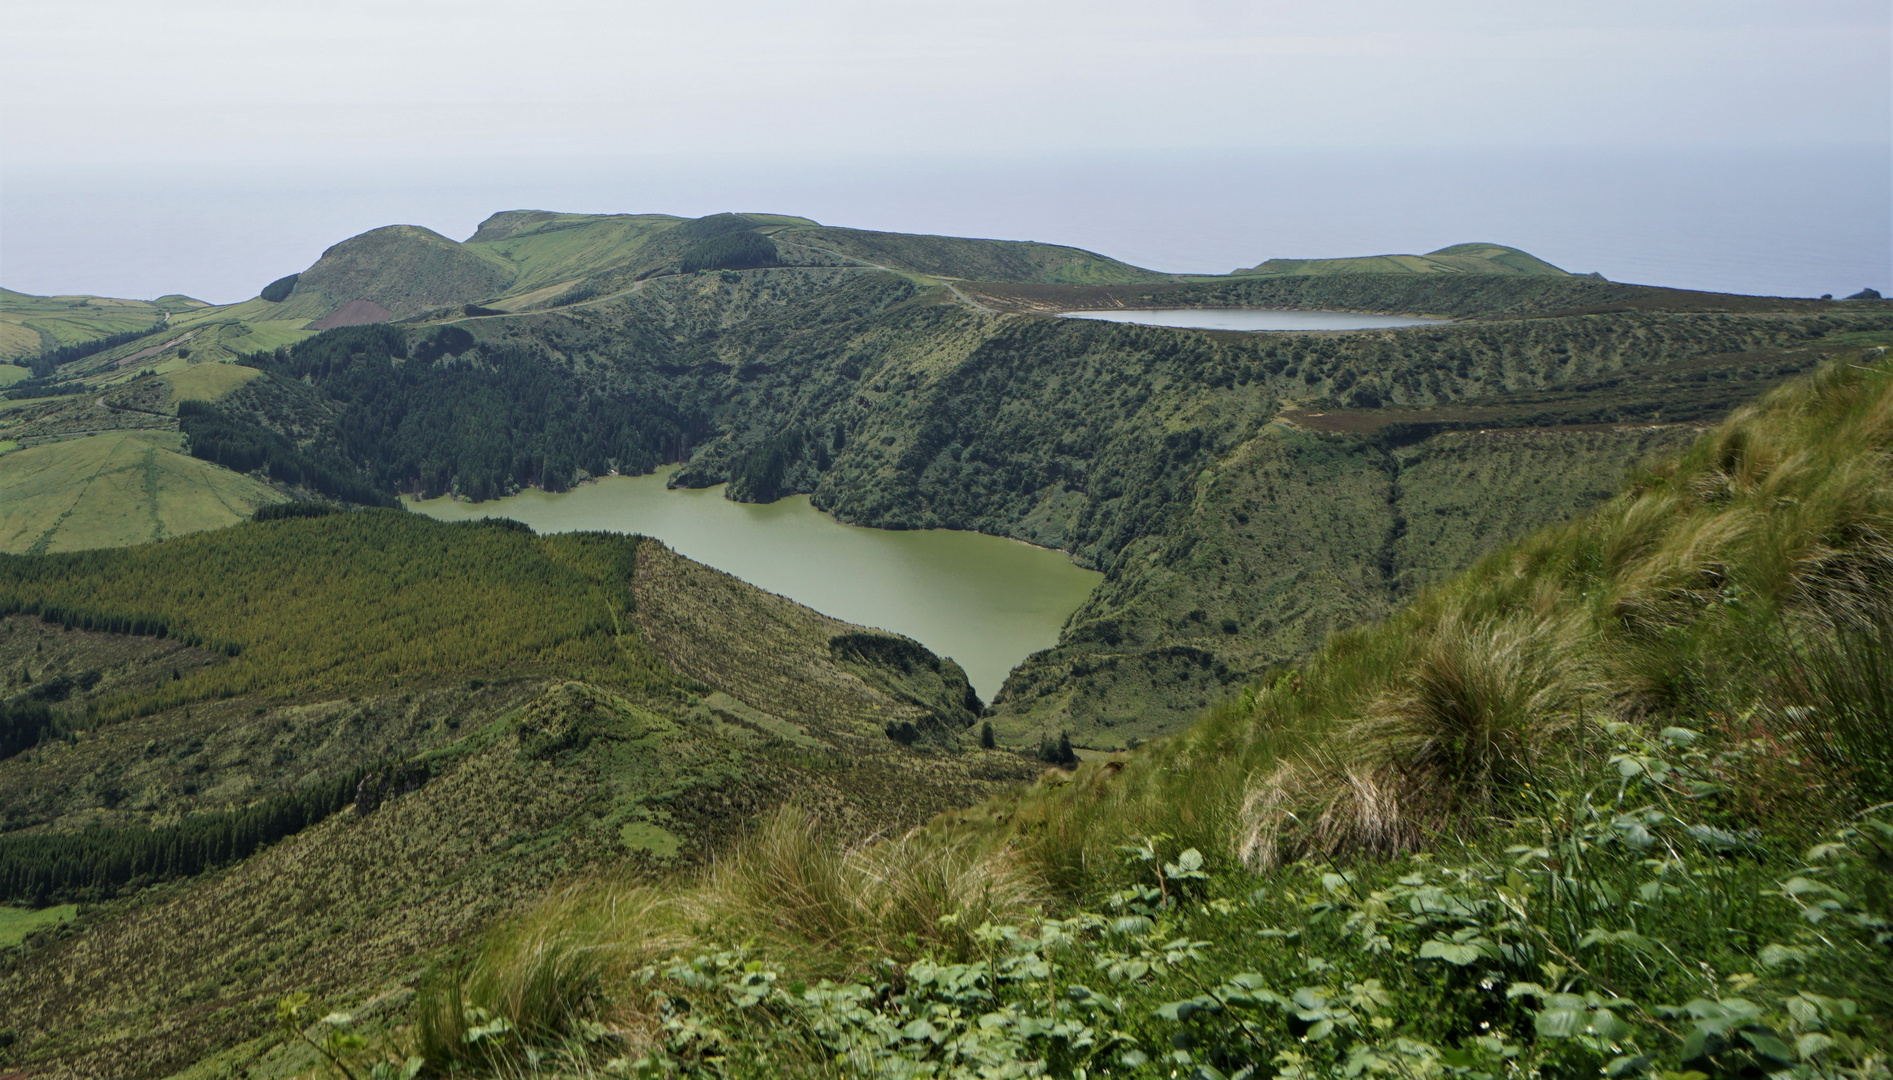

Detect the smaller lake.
xmin=409 ymin=470 xmax=1101 ymax=702
xmin=1059 ymin=308 xmax=1449 ymax=331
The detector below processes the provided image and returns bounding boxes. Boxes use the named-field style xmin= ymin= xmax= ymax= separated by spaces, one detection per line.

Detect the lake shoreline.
xmin=409 ymin=470 xmax=1101 ymax=700
xmin=1056 ymin=307 xmax=1451 ymax=332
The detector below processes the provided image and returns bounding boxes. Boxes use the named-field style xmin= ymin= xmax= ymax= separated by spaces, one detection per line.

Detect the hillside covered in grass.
xmin=0 ymin=511 xmax=1031 ymax=1077
xmin=1236 ymin=242 xmax=1574 ymax=278
xmin=8 ymin=211 xmax=1891 ymax=754
xmin=393 ymin=342 xmax=1893 ymax=1080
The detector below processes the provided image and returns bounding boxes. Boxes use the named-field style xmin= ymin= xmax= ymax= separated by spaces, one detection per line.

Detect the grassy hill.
xmin=274 ymin=225 xmax=516 ymax=324
xmin=0 ymin=511 xmax=1031 ymax=1076
xmin=396 ymin=345 xmax=1893 ymax=1080
xmin=1235 ymin=242 xmax=1572 ymax=278
xmin=0 ymin=288 xmax=189 ymax=369
xmin=0 ymin=361 xmax=287 ymax=554
xmin=0 ymin=430 xmax=280 ymax=555
xmin=770 ymin=224 xmax=1171 ymax=284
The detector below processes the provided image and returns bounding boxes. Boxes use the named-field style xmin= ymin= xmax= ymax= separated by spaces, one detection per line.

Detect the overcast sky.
xmin=2 ymin=1 xmax=1887 ymax=299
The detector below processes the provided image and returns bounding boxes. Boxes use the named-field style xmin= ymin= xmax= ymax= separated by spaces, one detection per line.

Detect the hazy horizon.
xmin=3 ymin=2 xmax=1887 ymax=303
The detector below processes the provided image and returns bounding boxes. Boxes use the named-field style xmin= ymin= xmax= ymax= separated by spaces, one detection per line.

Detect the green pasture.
xmin=0 ymin=430 xmax=280 ymax=554
xmin=164 ymin=362 xmax=262 ymax=404
xmin=0 ymin=904 xmax=76 ymax=948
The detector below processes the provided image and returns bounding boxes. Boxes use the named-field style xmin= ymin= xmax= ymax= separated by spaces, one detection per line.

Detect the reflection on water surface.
xmin=1059 ymin=308 xmax=1449 ymax=331
xmin=410 ymin=470 xmax=1100 ymax=702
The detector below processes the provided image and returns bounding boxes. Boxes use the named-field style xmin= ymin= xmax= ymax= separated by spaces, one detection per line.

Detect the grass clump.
xmin=405 ymin=350 xmax=1893 ymax=1077
xmin=415 ymin=806 xmax=1044 ymax=1072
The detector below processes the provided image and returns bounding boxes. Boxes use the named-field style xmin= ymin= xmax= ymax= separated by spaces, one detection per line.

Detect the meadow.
xmin=0 ymin=430 xmax=281 ymax=555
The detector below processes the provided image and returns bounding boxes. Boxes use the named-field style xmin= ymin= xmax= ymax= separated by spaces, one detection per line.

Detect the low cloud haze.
xmin=2 ymin=1 xmax=1887 ymax=300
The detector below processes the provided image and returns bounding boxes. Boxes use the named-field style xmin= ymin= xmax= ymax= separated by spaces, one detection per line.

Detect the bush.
xmin=259 ymin=273 xmax=299 ymax=302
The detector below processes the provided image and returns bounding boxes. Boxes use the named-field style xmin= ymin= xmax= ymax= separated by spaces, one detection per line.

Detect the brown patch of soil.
xmin=114 ymin=332 xmax=196 ymax=368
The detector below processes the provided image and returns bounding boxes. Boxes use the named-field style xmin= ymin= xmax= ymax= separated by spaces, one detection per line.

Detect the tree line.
xmin=245 ymin=324 xmax=705 ymax=502
xmin=178 ymin=398 xmax=396 ymax=507
xmin=0 ymin=596 xmax=237 ymax=656
xmin=0 ymin=769 xmax=366 ymax=906
xmin=19 ymin=321 xmax=165 ymax=379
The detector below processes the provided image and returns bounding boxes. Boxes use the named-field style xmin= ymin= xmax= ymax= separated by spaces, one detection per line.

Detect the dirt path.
xmin=942 ymin=282 xmax=997 ymax=314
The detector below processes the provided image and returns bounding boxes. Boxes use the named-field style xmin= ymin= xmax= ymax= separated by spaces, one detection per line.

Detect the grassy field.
xmin=0 ymin=287 xmax=179 ymax=362
xmin=0 ymin=903 xmax=74 ymax=948
xmin=163 ymin=361 xmax=261 ymax=403
xmin=0 ymin=430 xmax=280 ymax=554
xmin=0 ymin=363 xmax=28 ymax=386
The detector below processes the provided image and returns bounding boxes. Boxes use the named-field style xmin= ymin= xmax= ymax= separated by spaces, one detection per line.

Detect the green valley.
xmin=2 ymin=210 xmax=1891 ymax=1078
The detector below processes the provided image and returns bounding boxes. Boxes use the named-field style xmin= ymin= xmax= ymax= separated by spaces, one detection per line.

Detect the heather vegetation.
xmin=398 ymin=350 xmax=1893 ymax=1078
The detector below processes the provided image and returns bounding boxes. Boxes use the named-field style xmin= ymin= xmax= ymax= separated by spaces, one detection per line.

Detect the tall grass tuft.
xmin=419 ymin=805 xmax=1045 ymax=1068
xmin=682 ymin=805 xmax=1046 ymax=971
xmin=1775 ymin=604 xmax=1893 ymax=805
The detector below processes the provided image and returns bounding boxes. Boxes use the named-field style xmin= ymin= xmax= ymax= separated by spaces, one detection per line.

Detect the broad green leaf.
xmin=1607 ymin=1054 xmax=1654 ymax=1077
xmin=1759 ymin=943 xmax=1808 ymax=968
xmin=1591 ymin=1008 xmax=1632 ymax=1041
xmin=1740 ymin=1030 xmax=1796 ymax=1064
xmin=1536 ymin=1009 xmax=1586 ymax=1037
xmin=1796 ymin=1033 xmax=1834 ymax=1060
xmin=1419 ymin=940 xmax=1481 ymax=965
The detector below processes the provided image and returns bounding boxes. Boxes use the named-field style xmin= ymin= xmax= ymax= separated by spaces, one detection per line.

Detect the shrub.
xmin=259 ymin=273 xmax=299 ymax=302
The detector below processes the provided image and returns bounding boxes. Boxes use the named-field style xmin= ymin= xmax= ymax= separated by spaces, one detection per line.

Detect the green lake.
xmin=409 ymin=470 xmax=1101 ymax=701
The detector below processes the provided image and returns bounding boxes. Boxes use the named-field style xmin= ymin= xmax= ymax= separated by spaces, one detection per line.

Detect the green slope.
xmin=772 ymin=224 xmax=1171 ymax=284
xmin=1235 ymin=241 xmax=1571 ymax=277
xmin=270 ymin=224 xmax=516 ymax=323
xmin=415 ymin=343 xmax=1893 ymax=1080
xmin=0 ymin=512 xmax=1029 ymax=1076
xmin=0 ymin=288 xmax=185 ymax=365
xmin=0 ymin=430 xmax=281 ymax=554
xmin=150 ymin=268 xmax=1893 ymax=750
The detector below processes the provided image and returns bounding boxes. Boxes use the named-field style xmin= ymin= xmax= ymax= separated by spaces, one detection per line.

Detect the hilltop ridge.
xmin=1236 ymin=241 xmax=1571 ymax=278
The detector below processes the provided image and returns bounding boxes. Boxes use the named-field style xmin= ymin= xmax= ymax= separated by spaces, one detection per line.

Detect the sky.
xmin=2 ymin=1 xmax=1887 ymax=301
